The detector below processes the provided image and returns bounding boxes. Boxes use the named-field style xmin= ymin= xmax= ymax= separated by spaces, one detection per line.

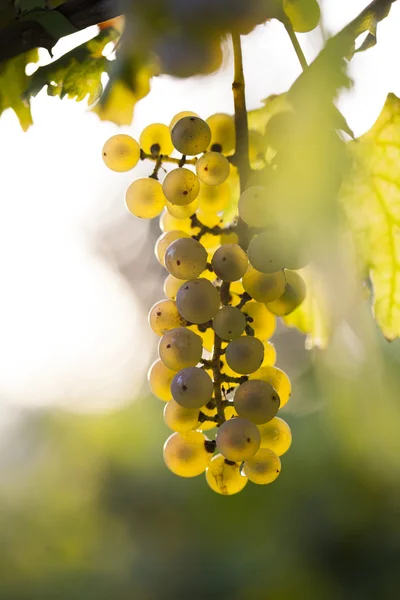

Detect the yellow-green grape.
xmin=155 ymin=230 xmax=190 ymax=266
xmin=249 ymin=366 xmax=291 ymax=408
xmin=102 ymin=134 xmax=140 ymax=172
xmin=176 ymin=279 xmax=220 ymax=324
xmin=224 ymin=404 xmax=238 ymax=419
xmin=169 ymin=111 xmax=199 ymax=132
xmin=189 ymin=325 xmax=214 ymax=353
xmin=166 ymin=198 xmax=198 ymax=218
xmin=219 ymin=230 xmax=239 ymax=246
xmin=212 ymin=306 xmax=246 ymax=341
xmin=197 ymin=181 xmax=230 ymax=213
xmin=171 ymin=116 xmax=211 ymax=155
xmin=248 ymin=130 xmax=266 ymax=169
xmin=233 ymin=380 xmax=280 ymax=424
xmin=206 ymin=454 xmax=248 ymax=495
xmin=171 ymin=366 xmax=213 ymax=408
xmin=283 ymin=0 xmax=320 ymax=33
xmin=243 ymin=301 xmax=276 ymax=340
xmin=258 ymin=417 xmax=292 ymax=456
xmin=147 ymin=359 xmax=175 ymax=401
xmin=125 ymin=178 xmax=166 ymax=219
xmin=230 ymin=280 xmax=245 ymax=296
xmin=238 ymin=186 xmax=274 ymax=228
xmin=159 ymin=326 xmax=202 ymax=371
xmin=242 ymin=265 xmax=286 ymax=303
xmin=196 ymin=152 xmax=230 ymax=186
xmin=198 ymin=403 xmax=217 ymax=431
xmin=225 ymin=336 xmax=264 ymax=375
xmin=148 ymin=299 xmax=186 ymax=336
xmin=165 ymin=237 xmax=208 ymax=280
xmin=243 ymin=448 xmax=281 ymax=484
xmin=211 ymin=244 xmax=248 ymax=282
xmin=216 ymin=417 xmax=261 ymax=462
xmin=262 ymin=341 xmax=277 ymax=367
xmin=266 ymin=270 xmax=306 ymax=316
xmin=248 ymin=228 xmax=306 ymax=274
xmin=163 ymin=168 xmax=200 ymax=206
xmin=196 ymin=212 xmax=223 ymax=253
xmin=159 ymin=210 xmax=195 ymax=235
xmin=139 ymin=123 xmax=174 ymax=156
xmin=206 ymin=113 xmax=236 ymax=154
xmin=163 ymin=431 xmax=212 ymax=477
xmin=163 ymin=399 xmax=200 ymax=433
xmin=164 ymin=274 xmax=186 ymax=301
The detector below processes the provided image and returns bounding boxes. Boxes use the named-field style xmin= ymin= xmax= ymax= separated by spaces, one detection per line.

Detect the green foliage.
xmin=0 ymin=49 xmax=38 ymax=130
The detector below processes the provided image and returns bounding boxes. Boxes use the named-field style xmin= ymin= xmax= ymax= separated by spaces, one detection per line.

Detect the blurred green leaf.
xmin=0 ymin=49 xmax=38 ymax=130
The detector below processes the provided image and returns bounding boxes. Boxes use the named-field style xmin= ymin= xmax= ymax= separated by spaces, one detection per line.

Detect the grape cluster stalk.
xmin=101 ymin=34 xmax=307 ymax=495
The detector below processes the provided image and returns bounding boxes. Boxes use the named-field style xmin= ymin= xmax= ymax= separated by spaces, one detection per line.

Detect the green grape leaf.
xmin=340 ymin=93 xmax=400 ymax=341
xmin=18 ymin=9 xmax=77 ymax=41
xmin=248 ymin=93 xmax=291 ymax=135
xmin=0 ymin=49 xmax=38 ymax=130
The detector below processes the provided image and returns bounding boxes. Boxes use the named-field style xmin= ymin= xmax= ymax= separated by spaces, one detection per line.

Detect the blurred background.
xmin=1 ymin=1 xmax=400 ymax=598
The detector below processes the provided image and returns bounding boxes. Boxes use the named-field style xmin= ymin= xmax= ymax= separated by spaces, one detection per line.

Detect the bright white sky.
xmin=0 ymin=0 xmax=399 ymax=414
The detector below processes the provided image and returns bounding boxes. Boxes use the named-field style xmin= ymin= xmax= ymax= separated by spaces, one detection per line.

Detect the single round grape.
xmin=243 ymin=448 xmax=281 ymax=484
xmin=125 ymin=178 xmax=166 ymax=219
xmin=234 ymin=379 xmax=280 ymax=424
xmin=283 ymin=0 xmax=320 ymax=33
xmin=163 ymin=431 xmax=212 ymax=477
xmin=102 ymin=134 xmax=140 ymax=172
xmin=243 ymin=302 xmax=276 ymax=340
xmin=225 ymin=336 xmax=264 ymax=375
xmin=267 ymin=270 xmax=306 ymax=316
xmin=163 ymin=274 xmax=186 ymax=301
xmin=242 ymin=265 xmax=286 ymax=303
xmin=163 ymin=168 xmax=200 ymax=206
xmin=163 ymin=399 xmax=200 ymax=433
xmin=196 ymin=152 xmax=230 ymax=186
xmin=206 ymin=454 xmax=248 ymax=495
xmin=147 ymin=359 xmax=175 ymax=401
xmin=238 ymin=186 xmax=275 ymax=228
xmin=160 ymin=210 xmax=194 ymax=235
xmin=216 ymin=417 xmax=261 ymax=462
xmin=176 ymin=279 xmax=220 ymax=324
xmin=206 ymin=113 xmax=235 ymax=154
xmin=165 ymin=237 xmax=207 ymax=280
xmin=166 ymin=198 xmax=198 ymax=218
xmin=258 ymin=417 xmax=292 ymax=456
xmin=248 ymin=130 xmax=266 ymax=168
xmin=139 ymin=123 xmax=174 ymax=156
xmin=219 ymin=229 xmax=239 ymax=246
xmin=197 ymin=181 xmax=230 ymax=213
xmin=148 ymin=299 xmax=186 ymax=336
xmin=155 ymin=230 xmax=190 ymax=266
xmin=169 ymin=111 xmax=199 ymax=132
xmin=248 ymin=228 xmax=305 ymax=274
xmin=249 ymin=366 xmax=291 ymax=408
xmin=171 ymin=116 xmax=211 ymax=155
xmin=211 ymin=244 xmax=248 ymax=282
xmin=159 ymin=327 xmax=202 ymax=371
xmin=171 ymin=367 xmax=213 ymax=409
xmin=212 ymin=306 xmax=246 ymax=341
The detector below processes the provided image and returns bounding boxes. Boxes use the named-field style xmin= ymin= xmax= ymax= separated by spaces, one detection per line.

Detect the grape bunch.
xmin=102 ymin=113 xmax=306 ymax=495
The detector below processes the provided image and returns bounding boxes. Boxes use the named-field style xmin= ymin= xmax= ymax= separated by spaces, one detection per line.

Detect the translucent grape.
xmin=165 ymin=237 xmax=207 ymax=280
xmin=163 ymin=274 xmax=186 ymax=300
xmin=102 ymin=134 xmax=140 ymax=172
xmin=212 ymin=306 xmax=246 ymax=341
xmin=206 ymin=113 xmax=235 ymax=154
xmin=166 ymin=199 xmax=198 ymax=218
xmin=163 ymin=168 xmax=200 ymax=205
xmin=216 ymin=417 xmax=261 ymax=462
xmin=267 ymin=270 xmax=306 ymax=316
xmin=248 ymin=130 xmax=266 ymax=168
xmin=125 ymin=178 xmax=166 ymax=219
xmin=206 ymin=454 xmax=248 ymax=495
xmin=225 ymin=336 xmax=264 ymax=375
xmin=258 ymin=417 xmax=292 ymax=456
xmin=171 ymin=366 xmax=213 ymax=408
xmin=171 ymin=116 xmax=211 ymax=155
xmin=170 ymin=111 xmax=199 ymax=132
xmin=243 ymin=448 xmax=281 ymax=484
xmin=155 ymin=230 xmax=190 ymax=266
xmin=211 ymin=244 xmax=248 ymax=282
xmin=163 ymin=399 xmax=200 ymax=433
xmin=249 ymin=366 xmax=291 ymax=408
xmin=197 ymin=181 xmax=230 ymax=213
xmin=176 ymin=279 xmax=220 ymax=324
xmin=283 ymin=0 xmax=320 ymax=33
xmin=224 ymin=404 xmax=239 ymax=420
xmin=262 ymin=341 xmax=277 ymax=367
xmin=196 ymin=152 xmax=230 ymax=186
xmin=242 ymin=265 xmax=286 ymax=303
xmin=234 ymin=379 xmax=280 ymax=424
xmin=148 ymin=299 xmax=186 ymax=336
xmin=147 ymin=359 xmax=175 ymax=401
xmin=160 ymin=210 xmax=194 ymax=235
xmin=248 ymin=228 xmax=306 ymax=274
xmin=243 ymin=302 xmax=276 ymax=340
xmin=163 ymin=431 xmax=212 ymax=477
xmin=140 ymin=123 xmax=174 ymax=156
xmin=159 ymin=327 xmax=203 ymax=371
xmin=238 ymin=186 xmax=274 ymax=228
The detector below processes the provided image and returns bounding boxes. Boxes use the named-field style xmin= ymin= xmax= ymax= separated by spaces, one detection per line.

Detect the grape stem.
xmin=283 ymin=18 xmax=308 ymax=71
xmin=190 ymin=214 xmax=237 ymax=240
xmin=211 ymin=334 xmax=226 ymax=425
xmin=140 ymin=150 xmax=197 ymax=166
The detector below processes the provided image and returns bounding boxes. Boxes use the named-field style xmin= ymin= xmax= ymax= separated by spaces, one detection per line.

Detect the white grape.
xmin=165 ymin=237 xmax=207 ymax=280
xmin=242 ymin=265 xmax=286 ymax=303
xmin=176 ymin=279 xmax=220 ymax=324
xmin=159 ymin=327 xmax=202 ymax=371
xmin=216 ymin=417 xmax=261 ymax=462
xmin=238 ymin=186 xmax=275 ymax=228
xmin=212 ymin=306 xmax=246 ymax=341
xmin=243 ymin=448 xmax=281 ymax=484
xmin=125 ymin=178 xmax=166 ymax=219
xmin=170 ymin=111 xmax=199 ymax=132
xmin=147 ymin=359 xmax=175 ymax=402
xmin=163 ymin=399 xmax=200 ymax=433
xmin=140 ymin=123 xmax=174 ymax=156
xmin=267 ymin=270 xmax=306 ymax=316
xmin=102 ymin=134 xmax=140 ymax=172
xmin=205 ymin=454 xmax=248 ymax=495
xmin=163 ymin=431 xmax=212 ymax=477
xmin=163 ymin=168 xmax=200 ymax=206
xmin=171 ymin=116 xmax=211 ymax=155
xmin=148 ymin=299 xmax=186 ymax=336
xmin=258 ymin=417 xmax=292 ymax=456
xmin=196 ymin=152 xmax=230 ymax=186
xmin=171 ymin=367 xmax=213 ymax=408
xmin=233 ymin=379 xmax=280 ymax=424
xmin=211 ymin=244 xmax=248 ymax=282
xmin=225 ymin=336 xmax=264 ymax=375
xmin=206 ymin=113 xmax=235 ymax=154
